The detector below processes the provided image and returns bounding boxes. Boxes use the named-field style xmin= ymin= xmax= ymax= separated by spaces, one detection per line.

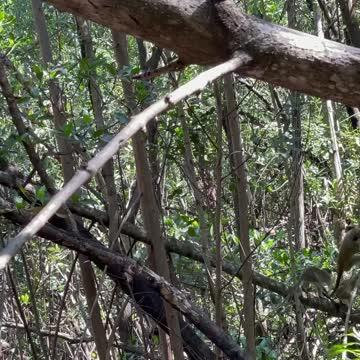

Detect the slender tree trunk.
xmin=177 ymin=103 xmax=217 ymax=304
xmin=326 ymin=102 xmax=342 ymax=181
xmin=287 ymin=0 xmax=305 ymax=249
xmin=21 ymin=252 xmax=48 ymax=358
xmin=31 ymin=2 xmax=108 ymax=359
xmin=136 ymin=40 xmax=161 ymax=197
xmin=112 ymin=32 xmax=185 ymax=360
xmin=286 ymin=2 xmax=310 ymax=359
xmin=75 ymin=17 xmax=120 ymax=247
xmin=213 ymin=81 xmax=224 ymax=360
xmin=75 ymin=18 xmax=137 ymax=358
xmin=289 ymin=92 xmax=306 ymax=251
xmin=315 ymin=3 xmax=346 ymax=244
xmin=337 ymin=0 xmax=360 ymax=46
xmin=223 ymin=73 xmax=255 ymax=359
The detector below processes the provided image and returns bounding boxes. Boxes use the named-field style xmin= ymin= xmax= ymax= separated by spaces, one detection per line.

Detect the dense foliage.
xmin=0 ymin=0 xmax=359 ymax=359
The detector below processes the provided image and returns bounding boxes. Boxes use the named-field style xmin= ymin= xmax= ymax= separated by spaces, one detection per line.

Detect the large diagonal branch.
xmin=44 ymin=0 xmax=360 ymax=106
xmin=0 ymin=205 xmax=357 ymax=360
xmin=0 ymin=170 xmax=353 ymax=323
xmin=2 ymin=208 xmax=245 ymax=359
xmin=0 ymin=56 xmax=249 ymax=270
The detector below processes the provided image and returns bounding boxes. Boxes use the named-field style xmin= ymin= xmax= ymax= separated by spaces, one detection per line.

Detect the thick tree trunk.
xmin=45 ymin=0 xmax=360 ymax=107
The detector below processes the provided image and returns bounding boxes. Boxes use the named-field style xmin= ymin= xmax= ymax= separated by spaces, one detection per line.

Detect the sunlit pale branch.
xmin=0 ymin=54 xmax=251 ymax=270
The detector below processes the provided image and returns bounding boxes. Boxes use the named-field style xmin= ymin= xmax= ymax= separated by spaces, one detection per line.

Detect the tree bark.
xmin=336 ymin=0 xmax=360 ymax=128
xmin=213 ymin=81 xmax=225 ymax=360
xmin=315 ymin=5 xmax=345 ymax=247
xmin=76 ymin=17 xmax=120 ymax=248
xmin=337 ymin=0 xmax=360 ymax=47
xmin=0 ymin=183 xmax=356 ymax=323
xmin=44 ymin=0 xmax=360 ymax=107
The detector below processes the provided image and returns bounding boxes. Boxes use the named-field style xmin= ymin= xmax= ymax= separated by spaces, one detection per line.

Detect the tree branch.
xmin=2 ymin=208 xmax=245 ymax=360
xmin=0 ymin=56 xmax=250 ymax=270
xmin=44 ymin=0 xmax=360 ymax=106
xmin=0 ymin=169 xmax=353 ymax=322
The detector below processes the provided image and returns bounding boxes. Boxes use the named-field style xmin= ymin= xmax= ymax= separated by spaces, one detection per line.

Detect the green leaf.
xmin=82 ymin=114 xmax=92 ymax=125
xmin=70 ymin=193 xmax=80 ymax=204
xmin=93 ymin=128 xmax=104 ymax=138
xmin=32 ymin=64 xmax=43 ymax=81
xmin=36 ymin=185 xmax=46 ymax=204
xmin=20 ymin=293 xmax=30 ymax=305
xmin=106 ymin=63 xmax=117 ymax=76
xmin=0 ymin=10 xmax=6 ymax=22
xmin=63 ymin=122 xmax=74 ymax=137
xmin=187 ymin=226 xmax=197 ymax=237
xmin=15 ymin=196 xmax=25 ymax=209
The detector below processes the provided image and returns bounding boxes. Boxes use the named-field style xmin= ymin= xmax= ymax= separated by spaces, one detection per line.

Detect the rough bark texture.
xmin=336 ymin=0 xmax=360 ymax=129
xmin=286 ymin=2 xmax=309 ymax=357
xmin=45 ymin=0 xmax=360 ymax=106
